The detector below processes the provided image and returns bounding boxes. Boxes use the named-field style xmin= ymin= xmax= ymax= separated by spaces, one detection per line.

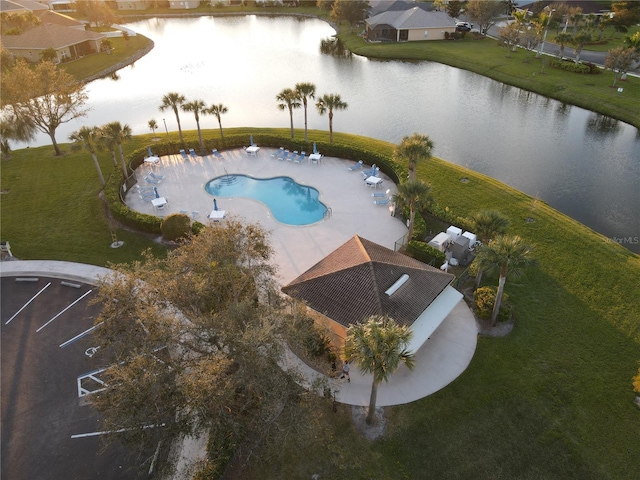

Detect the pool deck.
xmin=129 ymin=147 xmax=408 ymax=285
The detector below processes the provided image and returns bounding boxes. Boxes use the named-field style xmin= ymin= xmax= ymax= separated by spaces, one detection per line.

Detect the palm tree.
xmin=207 ymin=103 xmax=228 ymax=139
xmin=102 ymin=121 xmax=132 ymax=178
xmin=181 ymin=99 xmax=208 ymax=152
xmin=148 ymin=119 xmax=158 ymax=139
xmin=344 ymin=315 xmax=415 ymax=425
xmin=475 ymin=235 xmax=536 ymax=325
xmin=392 ymin=180 xmax=432 ymax=242
xmin=98 ymin=125 xmax=119 ymax=168
xmin=555 ymin=32 xmax=572 ymax=58
xmin=393 ymin=133 xmax=435 ymax=180
xmin=294 ymin=82 xmax=316 ymax=142
xmin=69 ymin=126 xmax=105 ymax=187
xmin=315 ymin=93 xmax=348 ymax=143
xmin=569 ymin=31 xmax=592 ymax=63
xmin=276 ymin=88 xmax=301 ymax=138
xmin=159 ymin=92 xmax=186 ymax=146
xmin=468 ymin=210 xmax=510 ymax=288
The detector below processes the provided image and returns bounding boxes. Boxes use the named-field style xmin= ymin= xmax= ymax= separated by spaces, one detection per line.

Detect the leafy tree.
xmin=182 ymin=99 xmax=208 ymax=152
xmin=0 ymin=11 xmax=40 ymax=35
xmin=316 ymin=0 xmax=334 ymax=12
xmin=69 ymin=126 xmax=105 ymax=186
xmin=0 ymin=113 xmax=36 ymax=157
xmin=569 ymin=31 xmax=592 ymax=63
xmin=315 ymin=93 xmax=348 ymax=143
xmin=90 ymin=221 xmax=302 ymax=467
xmin=344 ymin=315 xmax=415 ymax=425
xmin=475 ymin=235 xmax=536 ymax=325
xmin=465 ymin=0 xmax=504 ymax=35
xmin=207 ymin=103 xmax=228 ymax=139
xmin=101 ymin=121 xmax=132 ymax=177
xmin=330 ymin=0 xmax=368 ymax=33
xmin=100 ymin=38 xmax=113 ymax=52
xmin=499 ymin=22 xmax=521 ymax=58
xmin=605 ymin=47 xmax=640 ymax=87
xmin=623 ymin=31 xmax=640 ymax=51
xmin=159 ymin=92 xmax=186 ymax=146
xmin=633 ymin=365 xmax=640 ymax=395
xmin=520 ymin=24 xmax=542 ymax=62
xmin=554 ymin=32 xmax=572 ymax=59
xmin=75 ymin=0 xmax=118 ymax=27
xmin=468 ymin=210 xmax=510 ymax=288
xmin=1 ymin=45 xmax=14 ymax=72
xmin=393 ymin=132 xmax=434 ymax=180
xmin=1 ymin=60 xmax=89 ymax=156
xmin=446 ymin=0 xmax=465 ymax=19
xmin=40 ymin=47 xmax=57 ymax=63
xmin=148 ymin=118 xmax=158 ymax=138
xmin=276 ymin=88 xmax=301 ymax=139
xmin=294 ymin=82 xmax=315 ymax=143
xmin=393 ymin=180 xmax=432 ymax=242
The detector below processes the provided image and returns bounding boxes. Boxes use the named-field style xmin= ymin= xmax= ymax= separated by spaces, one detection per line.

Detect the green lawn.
xmin=2 ymin=128 xmax=639 ymax=479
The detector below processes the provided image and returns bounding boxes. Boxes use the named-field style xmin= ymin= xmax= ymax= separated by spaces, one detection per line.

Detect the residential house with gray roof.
xmin=366 ymin=6 xmax=456 ymax=42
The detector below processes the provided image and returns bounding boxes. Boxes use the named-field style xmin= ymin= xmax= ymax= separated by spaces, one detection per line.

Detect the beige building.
xmin=366 ymin=7 xmax=456 ymax=42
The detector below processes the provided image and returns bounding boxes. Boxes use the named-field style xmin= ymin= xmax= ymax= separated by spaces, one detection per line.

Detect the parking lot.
xmin=1 ymin=276 xmax=149 ymax=480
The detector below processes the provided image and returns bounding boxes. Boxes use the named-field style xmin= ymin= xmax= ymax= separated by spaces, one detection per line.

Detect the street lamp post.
xmin=537 ymin=8 xmax=555 ymax=58
xmin=163 ymin=118 xmax=169 ymax=139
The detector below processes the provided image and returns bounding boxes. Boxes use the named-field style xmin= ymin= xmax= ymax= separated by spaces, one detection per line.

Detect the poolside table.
xmin=152 ymin=197 xmax=167 ymax=210
xmin=144 ymin=155 xmax=161 ymax=165
xmin=208 ymin=210 xmax=226 ymax=221
xmin=246 ymin=146 xmax=260 ymax=156
xmin=309 ymin=153 xmax=321 ymax=164
xmin=365 ymin=176 xmax=383 ymax=188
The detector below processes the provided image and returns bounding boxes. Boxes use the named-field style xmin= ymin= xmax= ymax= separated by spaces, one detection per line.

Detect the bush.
xmin=160 ymin=213 xmax=192 ymax=241
xmin=473 ymin=286 xmax=512 ymax=322
xmin=549 ymin=59 xmax=593 ymax=74
xmin=406 ymin=240 xmax=446 ymax=266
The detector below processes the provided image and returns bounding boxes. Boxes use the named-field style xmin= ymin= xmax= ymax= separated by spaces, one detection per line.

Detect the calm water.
xmin=23 ymin=16 xmax=640 ymax=252
xmin=205 ymin=174 xmax=326 ymax=225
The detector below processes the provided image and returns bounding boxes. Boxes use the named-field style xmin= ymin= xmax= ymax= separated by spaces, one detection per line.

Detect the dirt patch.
xmin=350 ymin=406 xmax=386 ymax=440
xmin=476 ymin=317 xmax=514 ymax=337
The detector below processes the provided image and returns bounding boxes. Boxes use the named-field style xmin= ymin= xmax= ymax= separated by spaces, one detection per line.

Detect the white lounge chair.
xmin=374 ymin=197 xmax=391 ymax=206
xmin=372 ymin=189 xmax=390 ymax=198
xmin=348 ymin=160 xmax=363 ymax=171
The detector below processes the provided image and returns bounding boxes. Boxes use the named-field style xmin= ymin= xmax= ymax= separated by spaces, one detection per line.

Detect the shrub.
xmin=406 ymin=240 xmax=446 ymax=266
xmin=160 ymin=213 xmax=192 ymax=242
xmin=473 ymin=286 xmax=512 ymax=322
xmin=549 ymin=59 xmax=591 ymax=74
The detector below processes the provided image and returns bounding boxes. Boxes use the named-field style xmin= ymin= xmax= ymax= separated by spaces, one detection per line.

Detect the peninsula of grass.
xmin=1 ymin=128 xmax=638 ymax=478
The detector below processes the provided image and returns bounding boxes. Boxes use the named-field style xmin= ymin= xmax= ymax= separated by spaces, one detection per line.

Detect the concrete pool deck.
xmin=128 ymin=146 xmax=408 ymax=285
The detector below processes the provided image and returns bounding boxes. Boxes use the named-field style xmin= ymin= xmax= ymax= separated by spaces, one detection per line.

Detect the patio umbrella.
xmin=213 ymin=198 xmax=218 ymax=211
xmin=249 ymin=135 xmax=254 ymax=146
xmin=313 ymin=142 xmax=317 ymax=154
xmin=154 ymin=187 xmax=159 ymax=198
xmin=147 ymin=146 xmax=153 ymax=157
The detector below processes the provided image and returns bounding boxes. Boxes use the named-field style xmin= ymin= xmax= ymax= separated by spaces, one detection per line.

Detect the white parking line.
xmin=59 ymin=322 xmax=103 ymax=348
xmin=36 ymin=289 xmax=92 ymax=333
xmin=5 ymin=282 xmax=51 ymax=325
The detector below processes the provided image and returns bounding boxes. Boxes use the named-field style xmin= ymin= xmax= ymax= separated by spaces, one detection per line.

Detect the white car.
xmin=455 ymin=21 xmax=473 ymax=31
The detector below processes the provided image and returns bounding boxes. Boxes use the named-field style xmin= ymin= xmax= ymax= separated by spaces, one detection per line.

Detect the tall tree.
xmin=554 ymin=32 xmax=573 ymax=59
xmin=605 ymin=46 xmax=640 ymax=87
xmin=69 ymin=126 xmax=105 ymax=187
xmin=294 ymin=82 xmax=316 ymax=143
xmin=102 ymin=121 xmax=132 ymax=178
xmin=475 ymin=235 xmax=536 ymax=325
xmin=148 ymin=119 xmax=158 ymax=138
xmin=468 ymin=210 xmax=510 ymax=288
xmin=0 ymin=113 xmax=36 ymax=157
xmin=90 ymin=221 xmax=301 ymax=466
xmin=393 ymin=133 xmax=435 ymax=180
xmin=446 ymin=0 xmax=465 ymax=19
xmin=344 ymin=315 xmax=415 ymax=425
xmin=393 ymin=180 xmax=432 ymax=242
xmin=498 ymin=22 xmax=521 ymax=58
xmin=276 ymin=88 xmax=301 ymax=139
xmin=466 ymin=0 xmax=504 ymax=35
xmin=569 ymin=31 xmax=592 ymax=63
xmin=182 ymin=99 xmax=208 ymax=153
xmin=207 ymin=103 xmax=228 ymax=139
xmin=159 ymin=92 xmax=186 ymax=146
xmin=315 ymin=93 xmax=348 ymax=144
xmin=330 ymin=0 xmax=368 ymax=33
xmin=1 ymin=60 xmax=88 ymax=156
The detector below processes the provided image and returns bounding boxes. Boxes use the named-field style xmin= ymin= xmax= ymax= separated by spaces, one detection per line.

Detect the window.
xmin=399 ymin=30 xmax=408 ymax=41
xmin=424 ymin=30 xmax=428 ymax=38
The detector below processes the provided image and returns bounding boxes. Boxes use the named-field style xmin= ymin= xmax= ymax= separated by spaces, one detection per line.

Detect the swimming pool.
xmin=204 ymin=174 xmax=328 ymax=226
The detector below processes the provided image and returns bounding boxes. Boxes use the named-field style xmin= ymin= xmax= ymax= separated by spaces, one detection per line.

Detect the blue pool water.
xmin=204 ymin=174 xmax=327 ymax=226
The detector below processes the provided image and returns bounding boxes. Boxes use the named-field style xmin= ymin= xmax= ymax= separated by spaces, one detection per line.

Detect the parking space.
xmin=1 ymin=276 xmax=149 ymax=480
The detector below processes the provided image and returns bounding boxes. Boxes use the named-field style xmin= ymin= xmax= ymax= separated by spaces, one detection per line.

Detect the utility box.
xmin=450 ymin=235 xmax=470 ymax=265
xmin=446 ymin=225 xmax=462 ymax=240
xmin=462 ymin=231 xmax=477 ymax=248
xmin=427 ymin=232 xmax=451 ymax=252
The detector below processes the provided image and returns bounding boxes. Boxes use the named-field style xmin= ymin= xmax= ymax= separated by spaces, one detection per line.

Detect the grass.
xmin=2 ymin=128 xmax=639 ymax=478
xmin=548 ymin=25 xmax=640 ymax=52
xmin=59 ymin=35 xmax=153 ymax=81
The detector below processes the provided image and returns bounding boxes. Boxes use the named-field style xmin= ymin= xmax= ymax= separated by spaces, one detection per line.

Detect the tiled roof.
xmin=367 ymin=7 xmax=454 ymax=30
xmin=1 ymin=23 xmax=104 ymax=50
xmin=0 ymin=0 xmax=48 ymax=13
xmin=282 ymin=235 xmax=454 ymax=328
xmin=34 ymin=10 xmax=84 ymax=28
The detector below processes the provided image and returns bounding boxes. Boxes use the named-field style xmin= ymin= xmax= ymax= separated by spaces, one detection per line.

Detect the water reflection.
xmin=586 ymin=113 xmax=621 ymax=136
xmin=320 ymin=37 xmax=352 ymax=59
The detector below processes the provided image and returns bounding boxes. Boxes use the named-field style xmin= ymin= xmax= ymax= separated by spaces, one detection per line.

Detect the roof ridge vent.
xmin=385 ymin=273 xmax=409 ymax=296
